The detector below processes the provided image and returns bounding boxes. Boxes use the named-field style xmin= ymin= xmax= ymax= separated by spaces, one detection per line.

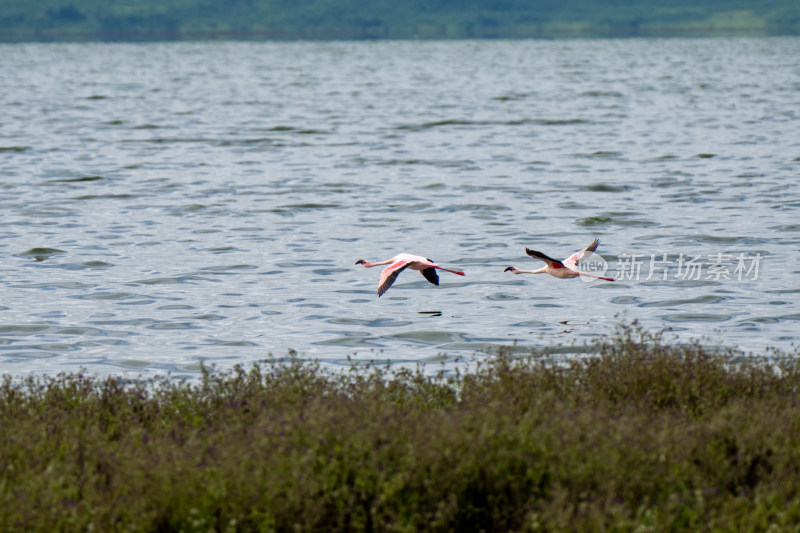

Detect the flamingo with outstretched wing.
xmin=504 ymin=238 xmax=615 ymax=281
xmin=355 ymin=253 xmax=465 ymax=297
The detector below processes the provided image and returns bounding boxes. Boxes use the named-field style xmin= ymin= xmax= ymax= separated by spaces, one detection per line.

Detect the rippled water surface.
xmin=1 ymin=38 xmax=799 ymax=377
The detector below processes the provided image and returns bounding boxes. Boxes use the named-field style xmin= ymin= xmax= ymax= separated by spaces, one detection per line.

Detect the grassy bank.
xmin=2 ymin=325 xmax=800 ymax=531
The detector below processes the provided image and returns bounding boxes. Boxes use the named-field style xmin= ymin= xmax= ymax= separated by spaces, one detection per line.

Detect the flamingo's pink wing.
xmin=378 ymin=260 xmax=413 ymax=297
xmin=563 ymin=238 xmax=600 ymax=272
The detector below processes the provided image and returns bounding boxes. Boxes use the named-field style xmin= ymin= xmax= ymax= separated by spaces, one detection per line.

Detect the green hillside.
xmin=1 ymin=0 xmax=799 ymax=42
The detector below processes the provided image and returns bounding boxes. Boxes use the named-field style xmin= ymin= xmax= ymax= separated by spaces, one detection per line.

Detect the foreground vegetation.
xmin=1 ymin=0 xmax=799 ymax=41
xmin=2 ymin=324 xmax=800 ymax=531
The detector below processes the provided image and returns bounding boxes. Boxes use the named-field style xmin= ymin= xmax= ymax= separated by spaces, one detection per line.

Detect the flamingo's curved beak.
xmin=355 ymin=259 xmax=365 ymax=265
xmin=504 ymin=266 xmax=514 ymax=272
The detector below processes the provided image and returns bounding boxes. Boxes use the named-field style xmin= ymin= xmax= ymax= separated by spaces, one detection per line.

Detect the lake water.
xmin=1 ymin=38 xmax=799 ymax=379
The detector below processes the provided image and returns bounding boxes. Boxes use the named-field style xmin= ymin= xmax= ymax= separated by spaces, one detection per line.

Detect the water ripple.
xmin=0 ymin=38 xmax=798 ymax=377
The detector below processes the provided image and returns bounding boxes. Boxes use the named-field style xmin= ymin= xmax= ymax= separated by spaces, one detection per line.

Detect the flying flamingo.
xmin=504 ymin=238 xmax=615 ymax=281
xmin=355 ymin=253 xmax=465 ymax=297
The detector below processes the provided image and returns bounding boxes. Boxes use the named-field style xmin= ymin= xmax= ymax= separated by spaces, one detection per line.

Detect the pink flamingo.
xmin=355 ymin=253 xmax=466 ymax=297
xmin=504 ymin=238 xmax=615 ymax=281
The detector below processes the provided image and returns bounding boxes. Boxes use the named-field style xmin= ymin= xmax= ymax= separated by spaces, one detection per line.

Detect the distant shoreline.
xmin=3 ymin=0 xmax=798 ymax=43
xmin=2 ymin=26 xmax=798 ymax=44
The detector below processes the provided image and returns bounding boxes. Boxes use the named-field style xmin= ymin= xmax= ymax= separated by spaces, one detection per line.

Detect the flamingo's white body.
xmin=355 ymin=253 xmax=465 ymax=297
xmin=504 ymin=238 xmax=615 ymax=282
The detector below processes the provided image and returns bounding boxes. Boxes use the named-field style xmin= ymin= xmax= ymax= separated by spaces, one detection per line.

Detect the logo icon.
xmin=577 ymin=251 xmax=610 ymax=282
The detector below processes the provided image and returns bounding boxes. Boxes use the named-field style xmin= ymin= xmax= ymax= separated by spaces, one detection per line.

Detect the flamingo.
xmin=355 ymin=253 xmax=465 ymax=297
xmin=504 ymin=238 xmax=615 ymax=281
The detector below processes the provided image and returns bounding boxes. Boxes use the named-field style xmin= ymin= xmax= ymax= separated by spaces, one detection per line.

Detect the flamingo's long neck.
xmin=516 ymin=267 xmax=548 ymax=274
xmin=361 ymin=259 xmax=394 ymax=268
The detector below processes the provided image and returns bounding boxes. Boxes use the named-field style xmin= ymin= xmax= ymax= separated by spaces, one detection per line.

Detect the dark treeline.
xmin=1 ymin=0 xmax=799 ymax=42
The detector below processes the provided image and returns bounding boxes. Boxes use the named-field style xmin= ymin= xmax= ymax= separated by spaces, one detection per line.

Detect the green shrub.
xmin=1 ymin=323 xmax=799 ymax=531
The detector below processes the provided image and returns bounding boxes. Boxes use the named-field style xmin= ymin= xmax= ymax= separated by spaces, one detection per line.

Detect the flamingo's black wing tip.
xmin=421 ymin=267 xmax=439 ymax=286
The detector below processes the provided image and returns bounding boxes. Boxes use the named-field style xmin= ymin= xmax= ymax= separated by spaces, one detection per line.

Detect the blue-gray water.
xmin=1 ymin=38 xmax=799 ymax=378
